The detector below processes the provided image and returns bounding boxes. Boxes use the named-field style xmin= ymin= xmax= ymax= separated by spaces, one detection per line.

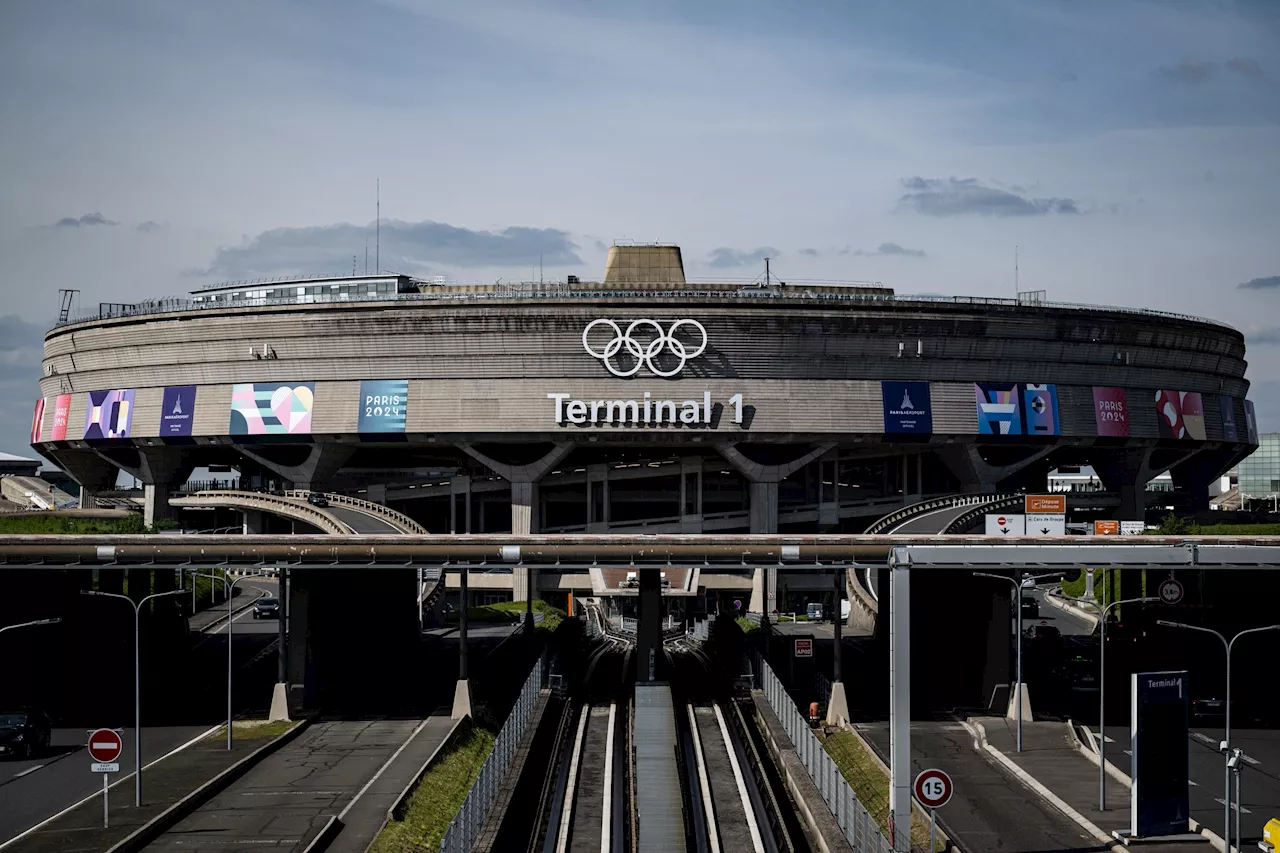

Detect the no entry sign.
xmin=88 ymin=729 xmax=122 ymax=764
xmin=913 ymin=768 xmax=954 ymax=809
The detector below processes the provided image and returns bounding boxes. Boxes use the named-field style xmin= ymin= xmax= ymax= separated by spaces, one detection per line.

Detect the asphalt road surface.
xmin=1025 ymin=587 xmax=1097 ymax=636
xmin=325 ymin=506 xmax=402 ymax=534
xmin=1099 ymin=725 xmax=1280 ymax=843
xmin=0 ymin=724 xmax=213 ymax=846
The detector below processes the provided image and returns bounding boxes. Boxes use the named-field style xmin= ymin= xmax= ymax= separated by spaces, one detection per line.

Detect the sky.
xmin=1 ymin=0 xmax=1278 ymax=460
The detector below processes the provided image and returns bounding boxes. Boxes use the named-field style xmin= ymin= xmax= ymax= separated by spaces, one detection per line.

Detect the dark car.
xmin=306 ymin=492 xmax=329 ymax=508
xmin=1020 ymin=596 xmax=1040 ymax=617
xmin=0 ymin=710 xmax=51 ymax=759
xmin=253 ymin=596 xmax=281 ymax=619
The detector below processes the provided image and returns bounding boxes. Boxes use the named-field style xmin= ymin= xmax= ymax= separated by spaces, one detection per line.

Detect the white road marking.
xmin=0 ymin=723 xmax=222 ymax=851
xmin=1214 ymin=798 xmax=1252 ymax=814
xmin=1241 ymin=753 xmax=1260 ymax=766
xmin=1191 ymin=732 xmax=1216 ymax=746
xmin=11 ymin=765 xmax=43 ymax=779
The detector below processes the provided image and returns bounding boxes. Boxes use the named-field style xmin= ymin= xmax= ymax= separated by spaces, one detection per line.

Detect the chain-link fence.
xmin=758 ymin=659 xmax=895 ymax=853
xmin=438 ymin=657 xmax=544 ymax=853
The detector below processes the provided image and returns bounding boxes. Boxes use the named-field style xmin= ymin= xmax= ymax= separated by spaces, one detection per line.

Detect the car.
xmin=306 ymin=492 xmax=329 ymax=507
xmin=253 ymin=596 xmax=281 ymax=619
xmin=1020 ymin=596 xmax=1040 ymax=617
xmin=1021 ymin=577 xmax=1037 ymax=589
xmin=806 ymin=602 xmax=824 ymax=621
xmin=0 ymin=709 xmax=51 ymax=759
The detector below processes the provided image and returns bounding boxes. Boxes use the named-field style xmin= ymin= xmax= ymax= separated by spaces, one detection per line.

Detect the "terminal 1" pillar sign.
xmin=1131 ymin=671 xmax=1190 ymax=838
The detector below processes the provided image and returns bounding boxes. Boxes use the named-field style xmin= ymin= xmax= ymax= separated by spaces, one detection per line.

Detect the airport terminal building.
xmin=32 ymin=244 xmax=1259 ymax=609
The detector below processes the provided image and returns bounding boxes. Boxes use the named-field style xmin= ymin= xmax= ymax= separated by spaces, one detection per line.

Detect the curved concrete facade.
xmin=31 ymin=260 xmax=1258 ymax=560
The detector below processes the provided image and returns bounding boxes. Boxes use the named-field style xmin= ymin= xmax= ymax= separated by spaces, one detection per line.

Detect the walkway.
xmin=143 ymin=717 xmax=454 ymax=853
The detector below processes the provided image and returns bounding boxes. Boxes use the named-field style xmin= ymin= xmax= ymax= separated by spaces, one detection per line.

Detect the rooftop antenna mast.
xmin=764 ymin=257 xmax=771 ymax=286
xmin=540 ymin=253 xmax=543 ymax=285
xmin=1015 ymin=245 xmax=1019 ymax=298
xmin=365 ymin=240 xmax=368 ymax=275
xmin=376 ymin=179 xmax=380 ymax=275
xmin=57 ymin=289 xmax=80 ymax=324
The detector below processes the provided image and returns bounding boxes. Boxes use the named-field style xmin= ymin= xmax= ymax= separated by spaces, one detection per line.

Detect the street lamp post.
xmin=81 ymin=587 xmax=186 ymax=807
xmin=189 ymin=570 xmax=257 ymax=750
xmin=1069 ymin=593 xmax=1158 ymax=811
xmin=1155 ymin=620 xmax=1280 ymax=851
xmin=0 ymin=617 xmax=62 ymax=635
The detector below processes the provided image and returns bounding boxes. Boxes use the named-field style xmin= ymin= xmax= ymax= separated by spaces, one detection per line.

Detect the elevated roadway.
xmin=168 ymin=489 xmax=426 ymax=535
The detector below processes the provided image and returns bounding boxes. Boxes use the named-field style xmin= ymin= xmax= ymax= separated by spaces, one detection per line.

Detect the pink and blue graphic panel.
xmin=229 ymin=383 xmax=314 ymax=435
xmin=84 ymin=389 xmax=135 ymax=439
xmin=975 ymin=383 xmax=1022 ymax=435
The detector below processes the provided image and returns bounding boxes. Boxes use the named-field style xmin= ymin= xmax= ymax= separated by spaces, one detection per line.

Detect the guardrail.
xmin=757 ymin=658 xmax=893 ymax=852
xmin=169 ymin=490 xmax=351 ymax=534
xmin=54 ymin=281 xmax=1239 ymax=330
xmin=864 ymin=494 xmax=965 ymax=535
xmin=438 ymin=657 xmax=545 ymax=853
xmin=282 ymin=490 xmax=428 ymax=534
xmin=942 ymin=494 xmax=1023 ymax=535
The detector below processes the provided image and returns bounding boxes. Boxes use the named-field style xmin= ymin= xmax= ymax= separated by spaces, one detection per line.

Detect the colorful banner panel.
xmin=1156 ymin=390 xmax=1206 ymax=440
xmin=161 ymin=385 xmax=197 ymax=437
xmin=230 ymin=383 xmax=314 ymax=435
xmin=881 ymin=380 xmax=932 ymax=434
xmin=1220 ymin=395 xmax=1238 ymax=442
xmin=1093 ymin=386 xmax=1129 ymax=437
xmin=51 ymin=394 xmax=72 ymax=440
xmin=1022 ymin=384 xmax=1060 ymax=436
xmin=30 ymin=398 xmax=45 ymax=443
xmin=359 ymin=380 xmax=408 ymax=433
xmin=84 ymin=389 xmax=135 ymax=439
xmin=1244 ymin=400 xmax=1258 ymax=444
xmin=975 ymin=383 xmax=1022 ymax=435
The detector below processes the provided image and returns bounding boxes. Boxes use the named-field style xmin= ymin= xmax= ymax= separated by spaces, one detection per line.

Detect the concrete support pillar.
xmin=748 ymin=481 xmax=779 ymax=534
xmin=818 ymin=449 xmax=840 ymax=528
xmin=449 ymin=475 xmax=471 ymax=534
xmin=587 ymin=463 xmax=610 ymax=531
xmin=637 ymin=568 xmax=662 ymax=682
xmin=679 ymin=456 xmax=704 ymax=533
xmin=144 ymin=483 xmax=174 ymax=529
xmin=237 ymin=444 xmax=353 ymax=494
xmin=287 ymin=569 xmax=311 ymax=713
xmin=270 ymin=568 xmax=290 ymax=722
xmin=826 ymin=567 xmax=849 ymax=726
xmin=242 ymin=509 xmax=266 ymax=535
xmin=453 ymin=568 xmax=472 ymax=719
xmin=888 ymin=555 xmax=911 ymax=852
xmin=1096 ymin=449 xmax=1156 ymax=522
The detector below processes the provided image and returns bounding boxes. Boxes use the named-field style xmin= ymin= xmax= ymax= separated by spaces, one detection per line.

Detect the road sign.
xmin=1120 ymin=520 xmax=1145 ymax=536
xmin=794 ymin=638 xmax=813 ymax=658
xmin=1026 ymin=513 xmax=1066 ymax=535
xmin=1093 ymin=520 xmax=1119 ymax=535
xmin=1025 ymin=495 xmax=1066 ymax=514
xmin=91 ymin=762 xmax=120 ymax=773
xmin=1158 ymin=578 xmax=1185 ymax=605
xmin=1085 ymin=567 xmax=1095 ymax=575
xmin=913 ymin=768 xmax=953 ymax=809
xmin=88 ymin=729 xmax=123 ymax=764
xmin=733 ymin=599 xmax=742 ymax=610
xmin=985 ymin=514 xmax=1025 ymax=535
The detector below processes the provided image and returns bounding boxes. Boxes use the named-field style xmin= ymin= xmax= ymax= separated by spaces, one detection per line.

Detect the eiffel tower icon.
xmin=172 ymin=396 xmax=183 ymax=415
xmin=900 ymin=390 xmax=914 ymax=409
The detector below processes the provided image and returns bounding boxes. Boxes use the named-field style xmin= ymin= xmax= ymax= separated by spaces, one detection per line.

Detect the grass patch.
xmin=445 ymin=599 xmax=565 ymax=632
xmin=1170 ymin=523 xmax=1280 ymax=536
xmin=0 ymin=515 xmax=152 ymax=534
xmin=205 ymin=720 xmax=298 ymax=741
xmin=370 ymin=724 xmax=495 ymax=853
xmin=735 ymin=615 xmax=761 ymax=635
xmin=822 ymin=730 xmax=942 ymax=851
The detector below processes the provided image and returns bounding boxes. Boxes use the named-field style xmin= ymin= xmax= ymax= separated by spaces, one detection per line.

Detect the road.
xmin=0 ymin=725 xmax=213 ymax=846
xmin=1100 ymin=725 xmax=1280 ymax=843
xmin=1024 ymin=586 xmax=1096 ymax=636
xmin=326 ymin=506 xmax=402 ymax=534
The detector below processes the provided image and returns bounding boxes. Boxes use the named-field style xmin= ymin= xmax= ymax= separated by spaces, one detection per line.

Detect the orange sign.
xmin=1025 ymin=495 xmax=1066 ymax=514
xmin=1093 ymin=520 xmax=1120 ymax=535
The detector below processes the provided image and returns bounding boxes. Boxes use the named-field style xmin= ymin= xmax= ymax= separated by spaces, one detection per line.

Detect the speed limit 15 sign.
xmin=913 ymin=768 xmax=953 ymax=809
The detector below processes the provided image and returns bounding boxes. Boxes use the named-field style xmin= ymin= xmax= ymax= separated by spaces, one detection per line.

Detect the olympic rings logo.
xmin=582 ymin=319 xmax=708 ymax=378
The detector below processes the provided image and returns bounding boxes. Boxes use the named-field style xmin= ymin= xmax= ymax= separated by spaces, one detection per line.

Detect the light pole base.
xmin=825 ymin=681 xmax=850 ymax=727
xmin=452 ymin=679 xmax=472 ymax=721
xmin=268 ymin=683 xmax=291 ymax=722
xmin=1006 ymin=682 xmax=1033 ymax=721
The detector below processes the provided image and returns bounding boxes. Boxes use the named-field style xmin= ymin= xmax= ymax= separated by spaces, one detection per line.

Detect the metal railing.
xmin=438 ymin=657 xmax=545 ymax=853
xmin=757 ymin=658 xmax=892 ymax=853
xmin=53 ymin=281 xmax=1239 ymax=331
xmin=281 ymin=489 xmax=428 ymax=534
xmin=942 ymin=494 xmax=1024 ymax=534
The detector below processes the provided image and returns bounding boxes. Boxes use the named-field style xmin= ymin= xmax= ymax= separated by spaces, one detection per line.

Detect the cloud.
xmin=1159 ymin=59 xmax=1214 ymax=84
xmin=1238 ymin=275 xmax=1280 ymax=290
xmin=855 ymin=242 xmax=927 ymax=258
xmin=198 ymin=219 xmax=584 ymax=279
xmin=898 ymin=177 xmax=1080 ymax=217
xmin=1225 ymin=57 xmax=1263 ymax=78
xmin=136 ymin=220 xmax=166 ymax=234
xmin=1248 ymin=328 xmax=1280 ymax=345
xmin=706 ymin=247 xmax=780 ymax=268
xmin=1059 ymin=71 xmax=1078 ymax=83
xmin=51 ymin=212 xmax=118 ymax=228
xmin=0 ymin=315 xmax=49 ymax=460
xmin=798 ymin=248 xmax=820 ymax=257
